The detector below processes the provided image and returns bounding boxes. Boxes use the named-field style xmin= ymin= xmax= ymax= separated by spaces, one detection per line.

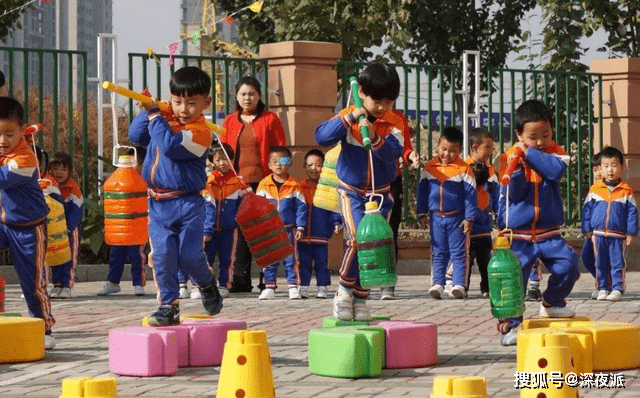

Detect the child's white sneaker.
xmin=538 ymin=303 xmax=575 ymax=318
xmin=444 ymin=279 xmax=453 ymax=296
xmin=316 ymin=286 xmax=328 ymax=299
xmin=353 ymin=301 xmax=372 ymax=321
xmin=259 ymin=288 xmax=275 ymax=300
xmin=190 ymin=287 xmax=201 ymax=299
xmin=97 ymin=282 xmax=121 ymax=296
xmin=590 ymin=289 xmax=599 ymax=300
xmin=298 ymin=286 xmax=309 ymax=298
xmin=58 ymin=288 xmax=71 ymax=299
xmin=49 ymin=287 xmax=61 ymax=298
xmin=333 ymin=289 xmax=354 ymax=321
xmin=429 ymin=284 xmax=444 ymax=299
xmin=179 ymin=287 xmax=189 ymax=299
xmin=596 ymin=289 xmax=609 ymax=301
xmin=218 ymin=287 xmax=229 ymax=298
xmin=606 ymin=290 xmax=622 ymax=301
xmin=451 ymin=285 xmax=466 ymax=299
xmin=500 ymin=329 xmax=518 ymax=346
xmin=133 ymin=285 xmax=145 ymax=296
xmin=44 ymin=334 xmax=56 ymax=350
xmin=289 ymin=287 xmax=302 ymax=300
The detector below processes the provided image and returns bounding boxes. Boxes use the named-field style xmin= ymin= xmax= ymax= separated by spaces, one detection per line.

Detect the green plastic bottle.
xmin=356 ymin=201 xmax=397 ymax=288
xmin=488 ymin=236 xmax=525 ymax=318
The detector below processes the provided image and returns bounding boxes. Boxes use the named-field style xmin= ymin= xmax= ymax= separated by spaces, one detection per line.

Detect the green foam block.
xmin=0 ymin=313 xmax=22 ymax=317
xmin=308 ymin=326 xmax=385 ymax=378
xmin=321 ymin=314 xmax=390 ymax=328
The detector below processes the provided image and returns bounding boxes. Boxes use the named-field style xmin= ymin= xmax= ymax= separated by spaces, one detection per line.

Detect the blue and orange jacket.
xmin=299 ymin=179 xmax=342 ymax=243
xmin=0 ymin=138 xmax=48 ymax=226
xmin=581 ymin=179 xmax=638 ymax=239
xmin=202 ymin=170 xmax=247 ymax=234
xmin=256 ymin=174 xmax=307 ymax=230
xmin=315 ymin=106 xmax=404 ymax=191
xmin=129 ymin=107 xmax=211 ymax=194
xmin=58 ymin=177 xmax=83 ymax=231
xmin=466 ymin=156 xmax=498 ymax=236
xmin=417 ymin=156 xmax=477 ymax=220
xmin=497 ymin=142 xmax=569 ymax=235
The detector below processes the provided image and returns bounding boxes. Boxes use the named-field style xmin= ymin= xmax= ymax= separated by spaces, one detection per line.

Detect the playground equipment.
xmin=59 ymin=377 xmax=119 ymax=398
xmin=430 ymin=376 xmax=490 ymax=398
xmin=313 ymin=143 xmax=341 ymax=213
xmin=0 ymin=317 xmax=45 ymax=363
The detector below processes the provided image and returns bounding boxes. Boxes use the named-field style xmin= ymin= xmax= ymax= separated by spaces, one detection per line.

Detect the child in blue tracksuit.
xmin=98 ymin=147 xmax=148 ymax=297
xmin=581 ymin=146 xmax=637 ymax=302
xmin=0 ymin=97 xmax=55 ymax=348
xmin=202 ymin=143 xmax=246 ymax=298
xmin=256 ymin=146 xmax=307 ymax=300
xmin=417 ymin=127 xmax=477 ymax=300
xmin=299 ymin=149 xmax=342 ymax=299
xmin=315 ymin=63 xmax=404 ymax=321
xmin=129 ymin=66 xmax=222 ymax=326
xmin=583 ymin=151 xmax=602 ymax=299
xmin=48 ymin=151 xmax=83 ymax=299
xmin=497 ymin=99 xmax=580 ymax=346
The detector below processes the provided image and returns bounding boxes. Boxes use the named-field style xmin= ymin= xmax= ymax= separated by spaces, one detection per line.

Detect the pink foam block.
xmin=181 ymin=318 xmax=247 ymax=366
xmin=156 ymin=325 xmax=191 ymax=367
xmin=108 ymin=326 xmax=178 ymax=376
xmin=373 ymin=321 xmax=438 ymax=369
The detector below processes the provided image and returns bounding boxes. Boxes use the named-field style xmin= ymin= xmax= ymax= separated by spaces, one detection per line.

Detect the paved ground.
xmin=2 ymin=273 xmax=640 ymax=398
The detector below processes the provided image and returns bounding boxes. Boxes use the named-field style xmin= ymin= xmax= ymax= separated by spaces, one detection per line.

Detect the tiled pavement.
xmin=2 ymin=273 xmax=640 ymax=397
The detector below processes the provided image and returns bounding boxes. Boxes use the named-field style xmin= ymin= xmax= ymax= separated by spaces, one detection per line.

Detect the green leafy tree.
xmin=0 ymin=1 xmax=31 ymax=42
xmin=581 ymin=0 xmax=640 ymax=58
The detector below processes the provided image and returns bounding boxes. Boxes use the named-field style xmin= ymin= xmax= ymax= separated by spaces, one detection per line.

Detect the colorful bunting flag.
xmin=247 ymin=0 xmax=264 ymax=13
xmin=192 ymin=28 xmax=203 ymax=44
xmin=223 ymin=15 xmax=235 ymax=24
xmin=167 ymin=41 xmax=179 ymax=66
xmin=146 ymin=48 xmax=161 ymax=65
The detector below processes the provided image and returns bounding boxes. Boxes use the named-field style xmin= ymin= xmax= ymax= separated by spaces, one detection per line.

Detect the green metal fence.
xmin=127 ymin=53 xmax=268 ymax=124
xmin=338 ymin=61 xmax=458 ymax=224
xmin=487 ymin=68 xmax=603 ymax=225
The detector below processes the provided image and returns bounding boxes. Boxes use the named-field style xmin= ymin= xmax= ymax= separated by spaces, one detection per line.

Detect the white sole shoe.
xmin=259 ymin=288 xmax=275 ymax=300
xmin=429 ymin=284 xmax=444 ymax=299
xmin=289 ymin=287 xmax=302 ymax=300
xmin=97 ymin=282 xmax=121 ymax=296
xmin=353 ymin=301 xmax=372 ymax=321
xmin=133 ymin=285 xmax=145 ymax=296
xmin=45 ymin=334 xmax=56 ymax=350
xmin=451 ymin=285 xmax=466 ymax=299
xmin=606 ymin=290 xmax=622 ymax=301
xmin=316 ymin=286 xmax=328 ymax=299
xmin=538 ymin=304 xmax=575 ymax=318
xmin=333 ymin=290 xmax=354 ymax=321
xmin=596 ymin=290 xmax=609 ymax=301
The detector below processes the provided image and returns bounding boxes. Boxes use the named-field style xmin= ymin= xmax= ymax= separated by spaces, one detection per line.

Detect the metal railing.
xmin=487 ymin=68 xmax=603 ymax=225
xmin=127 ymin=53 xmax=268 ymax=124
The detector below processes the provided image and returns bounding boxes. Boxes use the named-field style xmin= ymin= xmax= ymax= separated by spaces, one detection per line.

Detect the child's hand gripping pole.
xmin=101 ymin=81 xmax=226 ymax=136
xmin=349 ymin=77 xmax=372 ymax=151
xmin=501 ymin=146 xmax=525 ymax=185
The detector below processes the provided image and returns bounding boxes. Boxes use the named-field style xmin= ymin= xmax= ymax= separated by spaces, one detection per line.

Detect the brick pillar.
xmin=259 ymin=41 xmax=344 ymax=270
xmin=590 ymin=58 xmax=640 ymax=270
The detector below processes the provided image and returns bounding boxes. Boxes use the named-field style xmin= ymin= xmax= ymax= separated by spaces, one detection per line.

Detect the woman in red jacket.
xmin=221 ymin=75 xmax=286 ymax=293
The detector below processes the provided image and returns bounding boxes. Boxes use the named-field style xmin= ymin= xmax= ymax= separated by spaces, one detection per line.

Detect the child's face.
xmin=592 ymin=165 xmax=602 ymax=181
xmin=437 ymin=138 xmax=461 ymax=165
xmin=358 ymin=88 xmax=394 ymax=119
xmin=516 ymin=120 xmax=553 ymax=150
xmin=304 ymin=154 xmax=323 ymax=181
xmin=213 ymin=152 xmax=231 ymax=174
xmin=472 ymin=137 xmax=493 ymax=162
xmin=50 ymin=163 xmax=70 ymax=184
xmin=0 ymin=119 xmax=24 ymax=155
xmin=236 ymin=84 xmax=261 ymax=113
xmin=600 ymin=156 xmax=623 ymax=183
xmin=170 ymin=93 xmax=212 ymax=125
xmin=268 ymin=152 xmax=291 ymax=179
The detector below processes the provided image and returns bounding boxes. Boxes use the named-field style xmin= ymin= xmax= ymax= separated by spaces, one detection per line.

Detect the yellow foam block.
xmin=517 ymin=328 xmax=593 ymax=375
xmin=519 ymin=333 xmax=577 ymax=398
xmin=0 ymin=317 xmax=45 ymax=363
xmin=522 ymin=316 xmax=591 ymax=330
xmin=60 ymin=376 xmax=119 ymax=398
xmin=430 ymin=375 xmax=490 ymax=398
xmin=216 ymin=330 xmax=275 ymax=398
xmin=142 ymin=313 xmax=212 ymax=326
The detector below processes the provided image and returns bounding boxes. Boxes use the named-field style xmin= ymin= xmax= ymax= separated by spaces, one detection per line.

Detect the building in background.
xmin=0 ymin=0 xmax=113 ymax=99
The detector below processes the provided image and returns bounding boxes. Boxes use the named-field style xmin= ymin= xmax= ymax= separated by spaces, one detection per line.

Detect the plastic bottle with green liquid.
xmin=488 ymin=236 xmax=525 ymax=319
xmin=357 ymin=200 xmax=397 ymax=288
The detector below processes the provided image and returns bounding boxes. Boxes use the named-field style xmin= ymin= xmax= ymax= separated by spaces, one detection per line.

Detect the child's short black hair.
xmin=127 ymin=146 xmax=146 ymax=165
xmin=304 ymin=148 xmax=324 ymax=163
xmin=270 ymin=146 xmax=291 ymax=158
xmin=0 ymin=97 xmax=23 ymax=125
xmin=515 ymin=99 xmax=553 ymax=133
xmin=235 ymin=75 xmax=265 ymax=114
xmin=439 ymin=127 xmax=463 ymax=147
xmin=169 ymin=66 xmax=211 ymax=97
xmin=591 ymin=151 xmax=602 ymax=167
xmin=469 ymin=127 xmax=493 ymax=147
xmin=471 ymin=161 xmax=489 ymax=186
xmin=358 ymin=63 xmax=400 ymax=101
xmin=49 ymin=151 xmax=73 ymax=170
xmin=600 ymin=146 xmax=624 ymax=165
xmin=210 ymin=142 xmax=235 ymax=162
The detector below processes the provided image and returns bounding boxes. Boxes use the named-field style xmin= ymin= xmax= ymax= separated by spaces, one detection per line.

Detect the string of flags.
xmin=0 ymin=0 xmax=52 ymax=20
